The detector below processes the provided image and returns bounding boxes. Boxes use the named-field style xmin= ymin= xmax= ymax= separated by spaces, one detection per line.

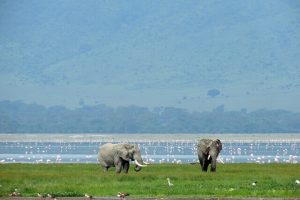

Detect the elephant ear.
xmin=198 ymin=139 xmax=212 ymax=154
xmin=116 ymin=144 xmax=134 ymax=161
xmin=214 ymin=139 xmax=222 ymax=151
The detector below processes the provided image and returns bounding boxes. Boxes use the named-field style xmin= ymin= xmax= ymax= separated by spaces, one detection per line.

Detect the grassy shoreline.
xmin=0 ymin=163 xmax=299 ymax=198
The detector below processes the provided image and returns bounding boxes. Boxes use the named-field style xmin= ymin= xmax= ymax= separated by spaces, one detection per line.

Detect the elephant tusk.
xmin=135 ymin=160 xmax=147 ymax=167
xmin=208 ymin=155 xmax=211 ymax=160
xmin=143 ymin=161 xmax=150 ymax=165
xmin=217 ymin=157 xmax=224 ymax=164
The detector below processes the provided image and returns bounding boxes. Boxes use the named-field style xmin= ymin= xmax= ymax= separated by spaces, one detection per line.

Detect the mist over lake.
xmin=1 ymin=134 xmax=299 ymax=164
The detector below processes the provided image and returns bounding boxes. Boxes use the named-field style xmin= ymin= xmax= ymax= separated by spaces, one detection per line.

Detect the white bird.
xmin=252 ymin=181 xmax=257 ymax=186
xmin=37 ymin=193 xmax=45 ymax=198
xmin=296 ymin=180 xmax=300 ymax=185
xmin=9 ymin=189 xmax=21 ymax=197
xmin=117 ymin=192 xmax=129 ymax=200
xmin=47 ymin=193 xmax=55 ymax=198
xmin=167 ymin=178 xmax=174 ymax=186
xmin=85 ymin=193 xmax=93 ymax=199
xmin=9 ymin=191 xmax=21 ymax=197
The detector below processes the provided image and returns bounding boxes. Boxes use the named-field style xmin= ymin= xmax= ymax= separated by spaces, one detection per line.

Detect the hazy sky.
xmin=1 ymin=0 xmax=300 ymax=111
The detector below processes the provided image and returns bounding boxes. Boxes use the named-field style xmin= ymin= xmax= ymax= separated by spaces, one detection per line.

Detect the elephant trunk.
xmin=134 ymin=155 xmax=146 ymax=172
xmin=134 ymin=165 xmax=141 ymax=172
xmin=210 ymin=156 xmax=217 ymax=172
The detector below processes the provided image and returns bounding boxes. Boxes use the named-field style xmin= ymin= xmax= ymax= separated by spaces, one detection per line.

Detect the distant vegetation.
xmin=207 ymin=89 xmax=221 ymax=98
xmin=0 ymin=163 xmax=299 ymax=198
xmin=0 ymin=100 xmax=299 ymax=133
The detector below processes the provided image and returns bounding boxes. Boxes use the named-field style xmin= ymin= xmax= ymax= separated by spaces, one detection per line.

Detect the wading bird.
xmin=167 ymin=178 xmax=174 ymax=186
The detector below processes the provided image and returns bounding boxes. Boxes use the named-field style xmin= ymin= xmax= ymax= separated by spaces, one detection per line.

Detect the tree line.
xmin=0 ymin=100 xmax=299 ymax=133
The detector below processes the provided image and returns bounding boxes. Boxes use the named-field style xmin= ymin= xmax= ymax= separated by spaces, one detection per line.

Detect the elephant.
xmin=98 ymin=143 xmax=147 ymax=173
xmin=197 ymin=139 xmax=222 ymax=172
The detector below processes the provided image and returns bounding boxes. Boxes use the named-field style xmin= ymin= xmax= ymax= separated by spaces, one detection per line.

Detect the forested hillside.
xmin=0 ymin=101 xmax=299 ymax=133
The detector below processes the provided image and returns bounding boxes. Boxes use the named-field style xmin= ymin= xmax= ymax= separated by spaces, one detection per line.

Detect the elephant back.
xmin=98 ymin=143 xmax=115 ymax=158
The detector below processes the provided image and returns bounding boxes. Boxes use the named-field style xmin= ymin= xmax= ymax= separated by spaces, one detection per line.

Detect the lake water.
xmin=0 ymin=134 xmax=299 ymax=164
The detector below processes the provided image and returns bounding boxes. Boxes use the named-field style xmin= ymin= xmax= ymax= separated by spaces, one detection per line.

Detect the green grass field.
xmin=0 ymin=163 xmax=299 ymax=198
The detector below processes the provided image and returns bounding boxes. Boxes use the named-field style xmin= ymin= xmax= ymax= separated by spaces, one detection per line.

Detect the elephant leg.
xmin=198 ymin=154 xmax=204 ymax=171
xmin=122 ymin=161 xmax=129 ymax=173
xmin=101 ymin=165 xmax=109 ymax=172
xmin=100 ymin=161 xmax=109 ymax=172
xmin=210 ymin=158 xmax=217 ymax=172
xmin=202 ymin=157 xmax=209 ymax=172
xmin=211 ymin=165 xmax=216 ymax=172
xmin=115 ymin=160 xmax=122 ymax=173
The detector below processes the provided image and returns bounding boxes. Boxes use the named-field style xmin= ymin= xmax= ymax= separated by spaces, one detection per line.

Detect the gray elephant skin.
xmin=98 ymin=143 xmax=147 ymax=173
xmin=197 ymin=139 xmax=222 ymax=172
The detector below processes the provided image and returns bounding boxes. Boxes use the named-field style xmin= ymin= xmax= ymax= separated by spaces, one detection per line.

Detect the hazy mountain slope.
xmin=0 ymin=0 xmax=300 ymax=111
